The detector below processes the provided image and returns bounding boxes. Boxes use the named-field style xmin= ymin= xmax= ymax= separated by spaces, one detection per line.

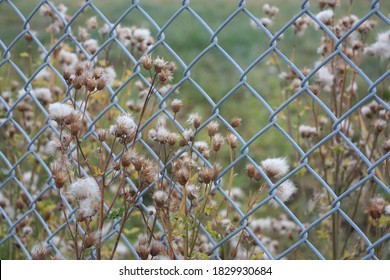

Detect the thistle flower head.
xmin=369 ymin=196 xmax=385 ymax=219
xmin=207 ymin=121 xmax=219 ymax=137
xmin=187 ymin=113 xmax=201 ymax=129
xmin=153 ymin=56 xmax=167 ymax=73
xmin=299 ymin=125 xmax=318 ymax=138
xmin=70 ymin=177 xmax=100 ymax=201
xmin=31 ymin=242 xmax=48 ymax=260
xmin=261 ymin=157 xmax=289 ymax=179
xmin=34 ymin=87 xmax=52 ymax=105
xmin=316 ymin=9 xmax=334 ymax=25
xmin=186 ymin=184 xmax=200 ymax=201
xmin=133 ymin=28 xmax=151 ymax=42
xmin=270 ymin=180 xmax=297 ymax=207
xmin=227 ymin=133 xmax=238 ymax=149
xmin=315 ymin=63 xmax=334 ymax=91
xmin=153 ymin=190 xmax=168 ymax=208
xmin=110 ymin=113 xmax=137 ymax=144
xmin=86 ymin=16 xmax=98 ymax=29
xmin=212 ymin=133 xmax=225 ymax=152
xmin=171 ymin=99 xmax=183 ymax=114
xmin=140 ymin=54 xmax=153 ymax=70
xmin=48 ymin=102 xmax=80 ymax=126
xmin=78 ymin=198 xmax=98 ymax=218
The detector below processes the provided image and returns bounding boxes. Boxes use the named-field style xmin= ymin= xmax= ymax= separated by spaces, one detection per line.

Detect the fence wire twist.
xmin=0 ymin=0 xmax=389 ymax=260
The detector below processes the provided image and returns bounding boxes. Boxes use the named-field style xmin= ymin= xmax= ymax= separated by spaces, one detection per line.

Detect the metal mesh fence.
xmin=0 ymin=0 xmax=389 ymax=260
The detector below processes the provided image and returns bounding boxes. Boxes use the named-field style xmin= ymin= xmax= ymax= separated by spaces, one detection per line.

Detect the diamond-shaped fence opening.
xmin=0 ymin=0 xmax=389 ymax=260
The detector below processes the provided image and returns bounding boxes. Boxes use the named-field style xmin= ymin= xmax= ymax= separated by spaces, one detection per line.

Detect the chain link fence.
xmin=0 ymin=0 xmax=389 ymax=260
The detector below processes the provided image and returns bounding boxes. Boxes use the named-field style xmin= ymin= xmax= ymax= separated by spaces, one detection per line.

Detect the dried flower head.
xmin=31 ymin=242 xmax=48 ymax=260
xmin=207 ymin=121 xmax=219 ymax=137
xmin=136 ymin=244 xmax=149 ymax=260
xmin=153 ymin=190 xmax=168 ymax=208
xmin=86 ymin=16 xmax=98 ymax=30
xmin=227 ymin=133 xmax=238 ymax=149
xmin=198 ymin=167 xmax=213 ymax=184
xmin=48 ymin=102 xmax=80 ymax=126
xmin=186 ymin=184 xmax=200 ymax=201
xmin=369 ymin=196 xmax=385 ymax=219
xmin=158 ymin=69 xmax=173 ymax=85
xmin=110 ymin=113 xmax=137 ymax=144
xmin=153 ymin=56 xmax=166 ymax=73
xmin=34 ymin=88 xmax=52 ymax=105
xmin=187 ymin=113 xmax=201 ymax=129
xmin=261 ymin=157 xmax=289 ymax=179
xmin=373 ymin=119 xmax=387 ymax=134
xmin=316 ymin=9 xmax=334 ymax=26
xmin=140 ymin=54 xmax=153 ymax=70
xmin=299 ymin=125 xmax=318 ymax=138
xmin=230 ymin=117 xmax=242 ymax=128
xmin=270 ymin=180 xmax=297 ymax=207
xmin=149 ymin=241 xmax=161 ymax=257
xmin=246 ymin=163 xmax=261 ymax=180
xmin=171 ymin=99 xmax=183 ymax=114
xmin=51 ymin=162 xmax=67 ymax=189
xmin=70 ymin=177 xmax=100 ymax=202
xmin=212 ymin=133 xmax=225 ymax=152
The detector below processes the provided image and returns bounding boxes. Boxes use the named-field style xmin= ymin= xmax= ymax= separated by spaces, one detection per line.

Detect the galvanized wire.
xmin=0 ymin=0 xmax=389 ymax=260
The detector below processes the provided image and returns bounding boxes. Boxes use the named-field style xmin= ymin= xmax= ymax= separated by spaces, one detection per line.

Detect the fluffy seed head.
xmin=31 ymin=243 xmax=48 ymax=260
xmin=187 ymin=113 xmax=201 ymax=129
xmin=136 ymin=244 xmax=149 ymax=260
xmin=34 ymin=88 xmax=52 ymax=105
xmin=212 ymin=133 xmax=225 ymax=152
xmin=246 ymin=163 xmax=261 ymax=180
xmin=270 ymin=180 xmax=297 ymax=207
xmin=299 ymin=125 xmax=318 ymax=138
xmin=110 ymin=113 xmax=137 ymax=144
xmin=153 ymin=190 xmax=168 ymax=208
xmin=230 ymin=117 xmax=242 ymax=128
xmin=171 ymin=99 xmax=183 ymax=114
xmin=48 ymin=102 xmax=80 ymax=126
xmin=261 ymin=157 xmax=289 ymax=179
xmin=373 ymin=119 xmax=387 ymax=134
xmin=140 ymin=54 xmax=153 ymax=70
xmin=207 ymin=121 xmax=219 ymax=137
xmin=198 ymin=167 xmax=213 ymax=184
xmin=70 ymin=177 xmax=100 ymax=201
xmin=227 ymin=133 xmax=238 ymax=149
xmin=149 ymin=241 xmax=161 ymax=257
xmin=369 ymin=196 xmax=385 ymax=219
xmin=186 ymin=184 xmax=199 ymax=201
xmin=153 ymin=56 xmax=166 ymax=73
xmin=158 ymin=69 xmax=173 ymax=85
